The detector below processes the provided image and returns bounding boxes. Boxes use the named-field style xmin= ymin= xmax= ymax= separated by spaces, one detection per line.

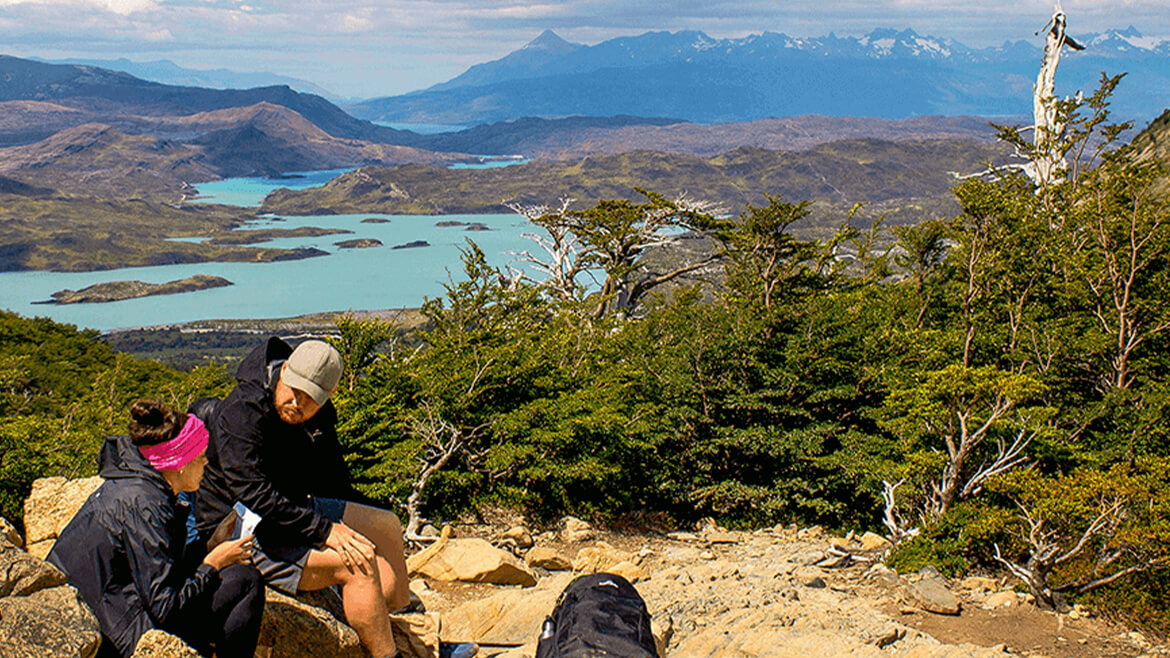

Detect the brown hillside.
xmin=0 ymin=106 xmax=471 ymax=200
xmin=1133 ymin=108 xmax=1170 ymax=193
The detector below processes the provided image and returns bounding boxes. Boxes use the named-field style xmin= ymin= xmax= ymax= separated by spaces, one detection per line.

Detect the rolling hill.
xmin=0 ymin=55 xmax=402 ymax=143
xmin=0 ymin=104 xmax=467 ymax=199
xmin=259 ymin=138 xmax=1013 ymax=231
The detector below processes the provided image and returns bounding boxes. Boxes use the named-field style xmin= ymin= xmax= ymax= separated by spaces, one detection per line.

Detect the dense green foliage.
xmin=0 ymin=310 xmax=231 ymax=525
xmin=325 ymin=87 xmax=1170 ymax=629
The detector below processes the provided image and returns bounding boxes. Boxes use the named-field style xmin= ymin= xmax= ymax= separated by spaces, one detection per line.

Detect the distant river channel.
xmin=0 ymin=169 xmax=536 ymax=331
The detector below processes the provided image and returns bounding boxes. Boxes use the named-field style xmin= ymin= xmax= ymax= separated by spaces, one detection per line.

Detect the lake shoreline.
xmin=100 ymin=308 xmax=429 ymax=370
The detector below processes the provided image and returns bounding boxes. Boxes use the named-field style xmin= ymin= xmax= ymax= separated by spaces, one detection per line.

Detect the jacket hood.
xmin=98 ymin=434 xmax=173 ymax=494
xmin=236 ymin=336 xmax=294 ymax=387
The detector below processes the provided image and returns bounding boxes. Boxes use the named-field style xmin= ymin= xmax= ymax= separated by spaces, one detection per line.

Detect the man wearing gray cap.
xmin=192 ymin=337 xmax=408 ymax=658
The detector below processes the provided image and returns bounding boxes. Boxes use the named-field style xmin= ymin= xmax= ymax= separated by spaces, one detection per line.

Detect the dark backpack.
xmin=535 ymin=572 xmax=659 ymax=658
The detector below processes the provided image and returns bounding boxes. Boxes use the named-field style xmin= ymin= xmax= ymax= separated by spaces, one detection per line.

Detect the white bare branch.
xmin=960 ymin=425 xmax=1036 ymax=499
xmin=402 ymin=405 xmax=482 ymax=542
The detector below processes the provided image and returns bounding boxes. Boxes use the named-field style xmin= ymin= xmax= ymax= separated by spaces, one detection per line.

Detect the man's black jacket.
xmin=192 ymin=336 xmax=356 ymax=553
xmin=47 ymin=435 xmax=219 ymax=657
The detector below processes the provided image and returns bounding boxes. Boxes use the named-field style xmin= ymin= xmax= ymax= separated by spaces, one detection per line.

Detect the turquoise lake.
xmin=0 ymin=172 xmax=539 ymax=331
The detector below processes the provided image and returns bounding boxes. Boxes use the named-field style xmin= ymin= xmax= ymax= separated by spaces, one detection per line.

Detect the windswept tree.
xmin=717 ymin=194 xmax=825 ymax=311
xmin=883 ymin=365 xmax=1053 ymax=525
xmin=991 ymin=461 xmax=1170 ymax=610
xmin=510 ymin=189 xmax=722 ymax=318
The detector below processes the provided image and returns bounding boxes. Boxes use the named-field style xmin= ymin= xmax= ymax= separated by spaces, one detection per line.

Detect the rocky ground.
xmin=410 ymin=516 xmax=1168 ymax=658
xmin=5 ymin=477 xmax=1168 ymax=658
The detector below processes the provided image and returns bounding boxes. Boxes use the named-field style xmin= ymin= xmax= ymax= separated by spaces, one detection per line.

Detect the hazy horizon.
xmin=0 ymin=0 xmax=1167 ymax=99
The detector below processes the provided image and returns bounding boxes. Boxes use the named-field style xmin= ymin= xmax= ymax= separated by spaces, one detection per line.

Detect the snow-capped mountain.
xmin=350 ymin=27 xmax=1170 ymax=125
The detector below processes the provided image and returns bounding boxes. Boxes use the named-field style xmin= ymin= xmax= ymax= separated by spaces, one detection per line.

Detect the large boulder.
xmin=0 ymin=585 xmax=101 ymax=657
xmin=441 ymin=572 xmax=574 ymax=645
xmin=905 ymin=574 xmax=962 ymax=615
xmin=130 ymin=630 xmax=200 ymax=657
xmin=259 ymin=588 xmax=439 ymax=658
xmin=257 ymin=589 xmax=365 ymax=658
xmin=408 ymin=528 xmax=537 ymax=587
xmin=525 ymin=546 xmax=572 ymax=571
xmin=23 ymin=477 xmax=103 ymax=559
xmin=0 ymin=539 xmax=67 ymax=597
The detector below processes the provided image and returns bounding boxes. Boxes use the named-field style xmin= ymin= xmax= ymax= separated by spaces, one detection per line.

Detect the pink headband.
xmin=139 ymin=414 xmax=209 ymax=471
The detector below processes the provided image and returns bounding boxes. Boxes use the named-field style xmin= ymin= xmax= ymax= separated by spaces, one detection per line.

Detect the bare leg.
xmin=300 ymin=548 xmax=397 ymax=657
xmin=341 ymin=502 xmax=411 ymax=611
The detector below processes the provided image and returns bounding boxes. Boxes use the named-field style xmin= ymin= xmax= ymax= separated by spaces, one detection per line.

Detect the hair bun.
xmin=130 ymin=399 xmax=165 ymax=427
xmin=128 ymin=399 xmax=183 ymax=446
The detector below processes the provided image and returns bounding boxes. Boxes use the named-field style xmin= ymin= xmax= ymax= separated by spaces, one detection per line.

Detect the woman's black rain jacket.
xmin=46 ymin=435 xmax=218 ymax=657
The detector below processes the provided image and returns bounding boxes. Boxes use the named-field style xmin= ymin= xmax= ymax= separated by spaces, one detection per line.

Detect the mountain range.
xmin=0 ymin=53 xmax=1019 ymax=200
xmin=30 ymin=57 xmax=342 ymax=102
xmin=348 ymin=27 xmax=1170 ymax=125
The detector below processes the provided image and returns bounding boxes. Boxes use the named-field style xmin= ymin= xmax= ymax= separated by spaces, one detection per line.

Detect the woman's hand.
xmin=203 ymin=535 xmax=254 ymax=571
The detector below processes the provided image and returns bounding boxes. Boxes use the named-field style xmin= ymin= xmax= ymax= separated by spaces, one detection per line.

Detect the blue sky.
xmin=0 ymin=0 xmax=1167 ymax=99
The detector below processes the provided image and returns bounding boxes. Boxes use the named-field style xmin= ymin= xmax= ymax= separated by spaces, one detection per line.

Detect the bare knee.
xmin=337 ymin=555 xmax=382 ymax=587
xmin=344 ymin=504 xmax=404 ymax=548
xmin=302 ymin=549 xmax=382 ymax=591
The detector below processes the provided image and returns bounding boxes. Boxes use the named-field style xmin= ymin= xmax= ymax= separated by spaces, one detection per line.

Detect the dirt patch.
xmin=882 ymin=600 xmax=1153 ymax=657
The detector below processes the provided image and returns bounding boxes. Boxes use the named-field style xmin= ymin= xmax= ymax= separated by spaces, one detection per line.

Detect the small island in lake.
xmin=335 ymin=239 xmax=383 ymax=249
xmin=434 ymin=220 xmax=467 ymax=227
xmin=208 ymin=226 xmax=348 ymax=246
xmin=391 ymin=240 xmax=430 ymax=250
xmin=361 ymin=217 xmax=392 ymax=224
xmin=465 ymin=223 xmax=491 ymax=231
xmin=41 ymin=275 xmax=233 ymax=305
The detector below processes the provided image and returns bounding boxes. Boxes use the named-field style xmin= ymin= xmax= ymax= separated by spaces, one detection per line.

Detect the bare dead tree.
xmin=1030 ymin=1 xmax=1083 ymax=187
xmin=508 ymin=198 xmax=590 ymax=301
xmin=955 ymin=2 xmax=1084 ymax=187
xmin=994 ymin=497 xmax=1167 ymax=610
xmin=926 ymin=407 xmax=1041 ymax=522
xmin=881 ymin=479 xmax=920 ymax=545
xmin=401 ymin=404 xmax=486 ymax=542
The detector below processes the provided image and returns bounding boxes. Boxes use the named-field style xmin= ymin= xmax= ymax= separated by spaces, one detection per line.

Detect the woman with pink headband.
xmin=48 ymin=399 xmax=264 ymax=658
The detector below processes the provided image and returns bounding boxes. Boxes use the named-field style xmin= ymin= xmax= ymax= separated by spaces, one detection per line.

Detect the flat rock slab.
xmin=409 ymin=535 xmax=537 ymax=587
xmin=441 ymin=573 xmax=573 ymax=645
xmin=0 ymin=585 xmax=101 ymax=658
xmin=906 ymin=576 xmax=962 ymax=615
xmin=0 ymin=541 xmax=66 ymax=597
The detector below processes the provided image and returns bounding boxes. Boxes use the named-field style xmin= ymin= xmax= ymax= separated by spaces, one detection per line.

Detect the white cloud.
xmin=0 ymin=0 xmax=158 ymax=15
xmin=143 ymin=27 xmax=172 ymax=40
xmin=337 ymin=13 xmax=372 ymax=33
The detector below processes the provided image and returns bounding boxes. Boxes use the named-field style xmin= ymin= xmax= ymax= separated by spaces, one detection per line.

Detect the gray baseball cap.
xmin=281 ymin=340 xmax=343 ymax=405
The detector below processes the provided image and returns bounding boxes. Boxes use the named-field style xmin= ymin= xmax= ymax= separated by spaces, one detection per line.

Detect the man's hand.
xmin=203 ymin=535 xmax=254 ymax=571
xmin=325 ymin=522 xmax=376 ymax=573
